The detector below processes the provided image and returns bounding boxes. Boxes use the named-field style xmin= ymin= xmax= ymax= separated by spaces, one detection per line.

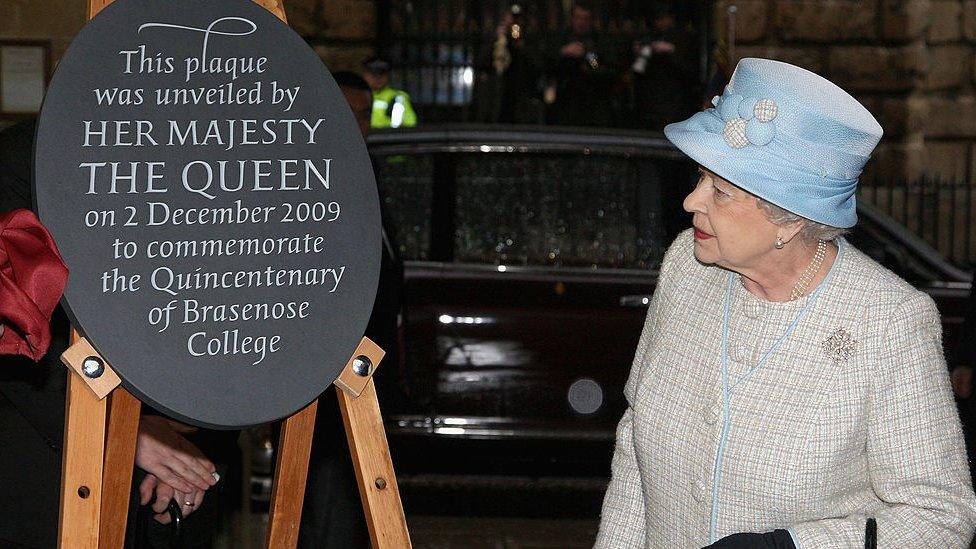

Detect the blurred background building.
xmin=1 ymin=1 xmax=973 ymax=178
xmin=2 ymin=0 xmax=974 ymax=184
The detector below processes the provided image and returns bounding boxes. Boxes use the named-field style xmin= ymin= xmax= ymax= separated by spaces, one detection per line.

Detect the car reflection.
xmin=438 ymin=314 xmax=497 ymax=325
xmin=439 ymin=338 xmax=533 ymax=367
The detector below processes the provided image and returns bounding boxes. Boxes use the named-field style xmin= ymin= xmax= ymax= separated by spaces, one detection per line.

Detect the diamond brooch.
xmin=823 ymin=328 xmax=857 ymax=363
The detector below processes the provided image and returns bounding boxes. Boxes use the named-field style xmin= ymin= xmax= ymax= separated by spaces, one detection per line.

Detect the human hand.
xmin=952 ymin=366 xmax=973 ymax=399
xmin=560 ymin=42 xmax=585 ymax=57
xmin=136 ymin=415 xmax=217 ymax=494
xmin=139 ymin=473 xmax=204 ymax=524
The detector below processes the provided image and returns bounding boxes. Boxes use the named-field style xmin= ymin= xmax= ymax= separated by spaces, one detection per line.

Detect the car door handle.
xmin=619 ymin=295 xmax=652 ymax=308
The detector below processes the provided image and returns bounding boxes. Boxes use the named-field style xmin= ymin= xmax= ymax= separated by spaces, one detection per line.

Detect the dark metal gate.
xmin=376 ymin=0 xmax=709 ymax=124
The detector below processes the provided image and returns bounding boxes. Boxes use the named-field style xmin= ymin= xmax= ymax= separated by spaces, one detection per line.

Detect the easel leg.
xmin=266 ymin=399 xmax=319 ymax=548
xmin=58 ymin=340 xmax=108 ymax=548
xmin=337 ymin=379 xmax=411 ymax=549
xmin=58 ymin=330 xmax=133 ymax=548
xmin=98 ymin=388 xmax=141 ymax=548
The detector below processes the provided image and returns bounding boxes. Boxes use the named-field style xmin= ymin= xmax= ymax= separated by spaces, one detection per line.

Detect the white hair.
xmin=755 ymin=198 xmax=848 ymax=242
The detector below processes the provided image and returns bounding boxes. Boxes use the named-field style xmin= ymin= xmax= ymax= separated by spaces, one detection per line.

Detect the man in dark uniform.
xmin=627 ymin=4 xmax=701 ymax=130
xmin=546 ymin=1 xmax=619 ymax=127
xmin=471 ymin=4 xmax=544 ymax=124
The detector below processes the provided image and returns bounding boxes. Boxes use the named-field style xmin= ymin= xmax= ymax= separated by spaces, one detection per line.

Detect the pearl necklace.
xmin=789 ymin=239 xmax=828 ymax=301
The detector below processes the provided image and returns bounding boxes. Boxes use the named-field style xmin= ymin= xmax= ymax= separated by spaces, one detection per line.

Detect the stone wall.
xmin=283 ymin=0 xmax=376 ymax=72
xmin=714 ymin=0 xmax=976 ymax=183
xmin=0 ymin=0 xmax=376 ymax=87
xmin=0 ymin=0 xmax=86 ymax=67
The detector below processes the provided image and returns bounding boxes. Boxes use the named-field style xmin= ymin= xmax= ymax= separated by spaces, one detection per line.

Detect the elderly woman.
xmin=596 ymin=58 xmax=976 ymax=548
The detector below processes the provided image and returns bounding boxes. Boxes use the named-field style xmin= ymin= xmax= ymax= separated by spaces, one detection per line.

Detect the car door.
xmin=372 ymin=138 xmax=695 ymax=463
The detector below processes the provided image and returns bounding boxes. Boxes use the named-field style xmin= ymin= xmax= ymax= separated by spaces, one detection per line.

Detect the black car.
xmin=367 ymin=125 xmax=971 ymax=478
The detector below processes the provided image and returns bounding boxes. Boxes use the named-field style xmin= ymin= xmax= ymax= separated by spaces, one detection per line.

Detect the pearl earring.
xmin=774 ymin=236 xmax=785 ymax=249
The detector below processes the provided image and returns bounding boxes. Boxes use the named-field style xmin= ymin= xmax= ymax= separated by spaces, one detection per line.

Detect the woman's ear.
xmin=778 ymin=220 xmax=806 ymax=245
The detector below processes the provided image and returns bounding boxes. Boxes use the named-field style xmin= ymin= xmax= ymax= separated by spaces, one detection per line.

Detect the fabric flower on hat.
xmin=713 ymin=94 xmax=779 ymax=149
xmin=0 ymin=209 xmax=69 ymax=361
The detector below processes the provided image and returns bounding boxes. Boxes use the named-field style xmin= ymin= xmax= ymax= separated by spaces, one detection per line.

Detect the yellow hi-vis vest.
xmin=371 ymin=87 xmax=417 ymax=129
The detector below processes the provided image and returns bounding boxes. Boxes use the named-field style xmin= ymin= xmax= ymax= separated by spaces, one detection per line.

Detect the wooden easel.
xmin=56 ymin=2 xmax=412 ymax=547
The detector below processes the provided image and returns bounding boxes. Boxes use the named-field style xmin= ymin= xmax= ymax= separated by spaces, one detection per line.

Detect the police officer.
xmin=362 ymin=56 xmax=417 ymax=129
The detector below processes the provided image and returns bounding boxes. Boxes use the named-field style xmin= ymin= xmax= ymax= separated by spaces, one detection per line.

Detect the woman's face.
xmin=682 ymin=167 xmax=780 ymax=271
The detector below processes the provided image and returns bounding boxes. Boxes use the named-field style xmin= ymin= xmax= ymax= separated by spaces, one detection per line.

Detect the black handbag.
xmin=135 ymin=497 xmax=184 ymax=549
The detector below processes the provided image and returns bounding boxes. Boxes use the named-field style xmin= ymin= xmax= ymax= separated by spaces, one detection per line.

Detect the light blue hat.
xmin=664 ymin=58 xmax=883 ymax=228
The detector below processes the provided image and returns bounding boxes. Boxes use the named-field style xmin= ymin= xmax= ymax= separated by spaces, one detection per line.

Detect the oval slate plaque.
xmin=34 ymin=0 xmax=380 ymax=428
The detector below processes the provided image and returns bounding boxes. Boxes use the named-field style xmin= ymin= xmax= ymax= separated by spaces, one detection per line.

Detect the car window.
xmin=374 ymin=154 xmax=433 ymax=261
xmin=375 ymin=151 xmax=669 ymax=270
xmin=453 ymin=154 xmax=665 ymax=269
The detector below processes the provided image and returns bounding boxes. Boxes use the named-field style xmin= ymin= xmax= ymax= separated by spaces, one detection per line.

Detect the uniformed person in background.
xmin=545 ymin=1 xmax=619 ymax=127
xmin=362 ymin=56 xmax=418 ymax=129
xmin=627 ymin=3 xmax=700 ymax=131
xmin=471 ymin=4 xmax=545 ymax=124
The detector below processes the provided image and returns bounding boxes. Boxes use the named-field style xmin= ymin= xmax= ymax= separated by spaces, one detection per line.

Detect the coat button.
xmin=693 ymin=479 xmax=708 ymax=502
xmin=739 ymin=345 xmax=751 ymax=362
xmin=702 ymin=404 xmax=720 ymax=425
xmin=728 ymin=344 xmax=741 ymax=362
xmin=743 ymin=301 xmax=762 ymax=319
xmin=729 ymin=344 xmax=750 ymax=363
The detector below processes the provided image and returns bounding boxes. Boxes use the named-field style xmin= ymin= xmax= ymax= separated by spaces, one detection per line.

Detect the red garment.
xmin=0 ymin=209 xmax=68 ymax=361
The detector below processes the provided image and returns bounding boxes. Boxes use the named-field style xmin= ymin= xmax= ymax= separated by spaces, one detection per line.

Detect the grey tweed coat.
xmin=596 ymin=229 xmax=976 ymax=548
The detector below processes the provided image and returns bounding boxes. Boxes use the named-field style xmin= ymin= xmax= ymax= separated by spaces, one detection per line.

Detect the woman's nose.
xmin=683 ymin=182 xmax=705 ymax=214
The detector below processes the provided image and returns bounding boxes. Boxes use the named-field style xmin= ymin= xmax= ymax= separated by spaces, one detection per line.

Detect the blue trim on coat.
xmin=709 ymin=276 xmax=735 ymax=542
xmin=787 ymin=527 xmax=803 ymax=548
xmin=707 ymin=241 xmax=846 ymax=543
